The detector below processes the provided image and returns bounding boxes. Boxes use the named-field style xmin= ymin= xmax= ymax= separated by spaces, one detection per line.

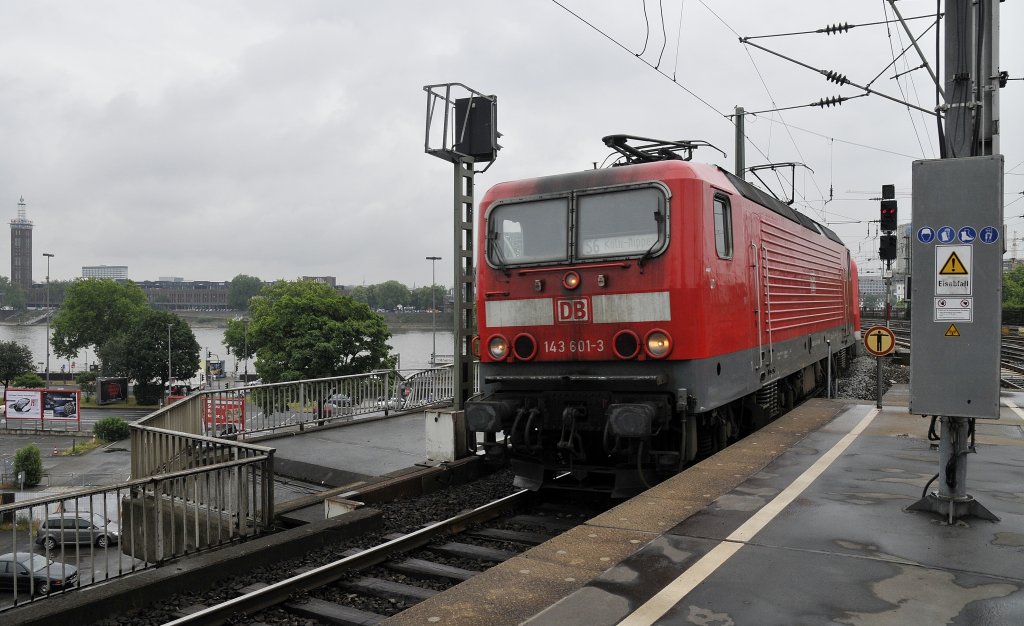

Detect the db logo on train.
xmin=556 ymin=298 xmax=590 ymax=323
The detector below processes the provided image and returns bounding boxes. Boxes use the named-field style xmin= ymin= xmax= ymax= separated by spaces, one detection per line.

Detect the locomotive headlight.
xmin=644 ymin=330 xmax=673 ymax=358
xmin=488 ymin=335 xmax=510 ymax=360
xmin=562 ymin=271 xmax=581 ymax=290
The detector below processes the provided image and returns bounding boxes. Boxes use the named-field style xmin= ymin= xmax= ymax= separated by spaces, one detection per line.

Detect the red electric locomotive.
xmin=465 ymin=136 xmax=861 ymax=496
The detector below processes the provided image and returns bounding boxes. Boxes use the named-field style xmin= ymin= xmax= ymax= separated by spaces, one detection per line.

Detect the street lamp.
xmin=426 ymin=256 xmax=441 ymax=366
xmin=167 ymin=323 xmax=172 ymax=398
xmin=243 ymin=320 xmax=249 ymax=384
xmin=43 ymin=253 xmax=54 ymax=387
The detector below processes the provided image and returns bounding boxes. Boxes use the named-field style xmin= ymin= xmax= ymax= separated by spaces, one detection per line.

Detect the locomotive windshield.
xmin=577 ymin=188 xmax=664 ymax=258
xmin=487 ymin=185 xmax=666 ymax=267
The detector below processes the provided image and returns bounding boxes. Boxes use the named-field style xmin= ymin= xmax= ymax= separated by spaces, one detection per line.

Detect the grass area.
xmin=57 ymin=437 xmax=103 ymax=456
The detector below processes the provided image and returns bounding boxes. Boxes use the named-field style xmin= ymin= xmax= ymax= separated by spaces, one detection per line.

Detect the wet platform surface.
xmin=262 ymin=412 xmax=431 ymax=487
xmin=388 ymin=387 xmax=1024 ymax=626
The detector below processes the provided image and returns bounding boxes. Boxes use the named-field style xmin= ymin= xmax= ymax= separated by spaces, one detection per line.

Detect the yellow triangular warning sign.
xmin=945 ymin=323 xmax=961 ymax=337
xmin=940 ymin=252 xmax=968 ymax=275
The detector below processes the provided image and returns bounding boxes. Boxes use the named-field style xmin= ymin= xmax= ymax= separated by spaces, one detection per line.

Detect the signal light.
xmin=880 ymin=184 xmax=897 ymax=232
xmin=879 ymin=234 xmax=897 ymax=261
xmin=880 ymin=200 xmax=897 ymax=232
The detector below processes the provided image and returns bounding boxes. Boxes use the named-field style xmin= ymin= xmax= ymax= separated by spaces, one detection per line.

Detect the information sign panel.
xmin=909 ymin=156 xmax=1003 ymax=419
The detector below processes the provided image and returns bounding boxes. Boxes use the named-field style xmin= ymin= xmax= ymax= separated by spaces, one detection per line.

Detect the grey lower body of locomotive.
xmin=466 ymin=327 xmax=857 ymax=495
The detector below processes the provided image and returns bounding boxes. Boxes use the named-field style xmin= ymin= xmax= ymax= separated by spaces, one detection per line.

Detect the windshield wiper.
xmin=490 ymin=233 xmax=512 ymax=277
xmin=637 ymin=210 xmax=665 ymax=272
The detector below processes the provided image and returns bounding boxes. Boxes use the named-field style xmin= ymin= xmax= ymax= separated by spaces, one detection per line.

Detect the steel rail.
xmin=162 ymin=488 xmax=534 ymax=625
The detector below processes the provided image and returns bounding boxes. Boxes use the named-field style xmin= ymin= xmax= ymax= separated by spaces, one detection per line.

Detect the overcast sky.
xmin=1 ymin=1 xmax=1021 ymax=286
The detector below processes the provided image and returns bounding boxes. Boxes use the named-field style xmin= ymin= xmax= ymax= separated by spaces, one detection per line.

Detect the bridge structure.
xmin=0 ymin=365 xmax=458 ymax=611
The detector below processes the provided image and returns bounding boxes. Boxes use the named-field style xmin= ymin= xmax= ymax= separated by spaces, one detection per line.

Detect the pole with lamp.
xmin=243 ymin=320 xmax=249 ymax=384
xmin=426 ymin=256 xmax=441 ymax=365
xmin=43 ymin=253 xmax=54 ymax=388
xmin=167 ymin=323 xmax=172 ymax=403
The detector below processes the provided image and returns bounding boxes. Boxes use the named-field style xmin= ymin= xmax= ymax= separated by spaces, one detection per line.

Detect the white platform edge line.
xmin=618 ymin=407 xmax=881 ymax=626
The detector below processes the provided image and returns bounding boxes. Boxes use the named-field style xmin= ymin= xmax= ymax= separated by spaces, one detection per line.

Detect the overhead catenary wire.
xmin=742 ymin=12 xmax=937 ymax=40
xmin=880 ymin=0 xmax=930 ymax=158
xmin=549 ymin=0 xmax=727 ymax=117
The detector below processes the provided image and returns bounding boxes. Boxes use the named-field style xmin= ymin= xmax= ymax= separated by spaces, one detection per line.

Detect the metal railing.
xmin=136 ymin=367 xmax=456 ymax=448
xmin=0 ymin=365 xmax=459 ymax=612
xmin=0 ymin=442 xmax=273 ymax=611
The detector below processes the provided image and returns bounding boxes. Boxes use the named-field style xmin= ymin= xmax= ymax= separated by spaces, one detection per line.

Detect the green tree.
xmin=0 ymin=275 xmax=27 ymax=309
xmin=1003 ymin=266 xmax=1024 ymax=307
xmin=13 ymin=444 xmax=43 ymax=486
xmin=94 ymin=416 xmax=131 ymax=441
xmin=13 ymin=372 xmax=44 ymax=388
xmin=248 ymin=279 xmax=392 ymax=382
xmin=227 ymin=274 xmax=264 ymax=310
xmin=97 ymin=334 xmax=130 ymax=377
xmin=51 ymin=279 xmax=148 ymax=359
xmin=122 ymin=310 xmax=200 ymax=390
xmin=348 ymin=285 xmax=371 ymax=307
xmin=411 ymin=285 xmax=446 ymax=311
xmin=223 ymin=319 xmax=254 ymax=361
xmin=0 ymin=341 xmax=34 ymax=401
xmin=375 ymin=280 xmax=411 ymax=311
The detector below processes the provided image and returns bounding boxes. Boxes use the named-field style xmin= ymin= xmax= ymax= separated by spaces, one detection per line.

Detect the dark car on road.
xmin=0 ymin=552 xmax=78 ymax=596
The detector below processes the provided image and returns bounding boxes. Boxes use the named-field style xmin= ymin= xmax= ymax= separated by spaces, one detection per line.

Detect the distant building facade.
xmin=302 ymin=275 xmax=337 ymax=287
xmin=82 ymin=265 xmax=128 ymax=280
xmin=10 ymin=197 xmax=33 ymax=292
xmin=136 ymin=280 xmax=230 ymax=310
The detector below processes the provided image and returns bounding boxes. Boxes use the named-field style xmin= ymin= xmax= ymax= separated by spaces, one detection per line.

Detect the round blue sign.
xmin=980 ymin=226 xmax=1000 ymax=244
xmin=958 ymin=226 xmax=977 ymax=243
xmin=917 ymin=227 xmax=935 ymax=244
xmin=937 ymin=226 xmax=956 ymax=244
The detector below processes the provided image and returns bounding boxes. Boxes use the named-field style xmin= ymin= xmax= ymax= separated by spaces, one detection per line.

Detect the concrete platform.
xmin=387 ymin=388 xmax=1024 ymax=625
xmin=263 ymin=412 xmax=432 ymax=488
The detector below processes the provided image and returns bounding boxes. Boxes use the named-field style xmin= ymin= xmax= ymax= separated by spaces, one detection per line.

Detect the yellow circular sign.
xmin=863 ymin=325 xmax=896 ymax=356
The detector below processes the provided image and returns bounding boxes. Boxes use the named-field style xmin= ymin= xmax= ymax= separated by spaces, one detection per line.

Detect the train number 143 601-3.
xmin=543 ymin=339 xmax=605 ymax=354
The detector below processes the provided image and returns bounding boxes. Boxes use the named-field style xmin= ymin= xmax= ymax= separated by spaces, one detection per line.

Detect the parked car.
xmin=322 ymin=393 xmax=353 ymax=417
xmin=376 ymin=396 xmax=405 ymax=410
xmin=35 ymin=513 xmax=120 ymax=550
xmin=0 ymin=552 xmax=78 ymax=596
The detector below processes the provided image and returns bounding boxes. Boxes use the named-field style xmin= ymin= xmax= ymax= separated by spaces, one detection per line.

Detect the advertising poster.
xmin=43 ymin=390 xmax=80 ymax=420
xmin=97 ymin=377 xmax=129 ymax=404
xmin=208 ymin=360 xmax=225 ymax=380
xmin=5 ymin=389 xmax=41 ymax=420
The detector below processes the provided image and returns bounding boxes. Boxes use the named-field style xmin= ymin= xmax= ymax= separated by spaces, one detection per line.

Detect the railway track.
xmin=163 ymin=485 xmax=607 ymax=625
xmin=861 ymin=318 xmax=1024 ymax=389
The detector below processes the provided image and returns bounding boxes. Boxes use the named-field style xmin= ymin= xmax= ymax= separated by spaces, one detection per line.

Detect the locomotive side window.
xmin=577 ymin=187 xmax=665 ymax=259
xmin=713 ymin=195 xmax=733 ymax=259
xmin=488 ymin=198 xmax=569 ymax=264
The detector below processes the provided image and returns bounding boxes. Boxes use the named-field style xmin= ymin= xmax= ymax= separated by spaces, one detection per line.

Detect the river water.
xmin=0 ymin=324 xmax=454 ymax=376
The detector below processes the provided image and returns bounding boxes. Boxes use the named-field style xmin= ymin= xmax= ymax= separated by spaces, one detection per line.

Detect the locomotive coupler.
xmin=557 ymin=406 xmax=586 ymax=461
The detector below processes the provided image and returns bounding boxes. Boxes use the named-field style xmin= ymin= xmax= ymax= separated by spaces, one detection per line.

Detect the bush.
xmin=133 ymin=381 xmax=163 ymax=406
xmin=75 ymin=371 xmax=98 ymax=387
xmin=12 ymin=373 xmax=44 ymax=388
xmin=13 ymin=445 xmax=43 ymax=486
xmin=94 ymin=416 xmax=131 ymax=442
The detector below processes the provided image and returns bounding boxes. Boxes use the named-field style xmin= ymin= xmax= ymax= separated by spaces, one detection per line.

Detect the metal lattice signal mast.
xmin=423 ymin=83 xmax=500 ymax=414
xmin=942 ymin=0 xmax=1000 ymax=158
